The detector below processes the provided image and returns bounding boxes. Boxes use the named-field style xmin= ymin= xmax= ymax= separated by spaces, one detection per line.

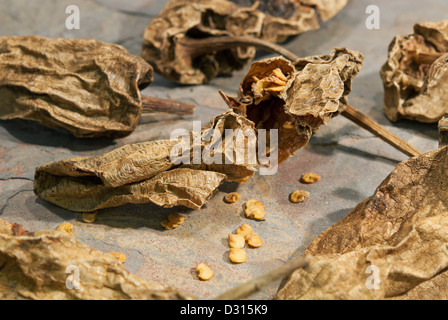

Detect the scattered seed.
xmin=246 ymin=233 xmax=263 ymax=248
xmin=236 ymin=224 xmax=253 ymax=238
xmin=301 ymin=172 xmax=321 ymax=184
xmin=224 ymin=192 xmax=241 ymax=203
xmin=196 ymin=263 xmax=214 ymax=281
xmin=245 ymin=199 xmax=265 ymax=220
xmin=228 ymin=234 xmax=245 ymax=249
xmin=56 ymin=222 xmax=73 ymax=235
xmin=229 ymin=248 xmax=247 ymax=264
xmin=81 ymin=212 xmax=97 ymax=223
xmin=290 ymin=190 xmax=311 ymax=203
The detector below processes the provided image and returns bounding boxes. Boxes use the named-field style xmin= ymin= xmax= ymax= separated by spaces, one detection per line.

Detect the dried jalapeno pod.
xmin=141 ymin=0 xmax=348 ymax=84
xmin=381 ymin=20 xmax=448 ymax=123
xmin=0 ymin=36 xmax=194 ymax=138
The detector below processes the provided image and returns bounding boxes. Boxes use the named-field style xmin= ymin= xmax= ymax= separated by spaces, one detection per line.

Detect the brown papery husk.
xmin=34 ymin=111 xmax=257 ymax=213
xmin=0 ymin=219 xmax=193 ymax=300
xmin=221 ymin=48 xmax=364 ymax=163
xmin=141 ymin=0 xmax=347 ymax=84
xmin=276 ymin=146 xmax=448 ymax=300
xmin=0 ymin=36 xmax=153 ymax=138
xmin=381 ymin=20 xmax=448 ymax=123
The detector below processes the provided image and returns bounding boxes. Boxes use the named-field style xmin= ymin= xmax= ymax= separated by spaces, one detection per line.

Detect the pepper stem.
xmin=141 ymin=95 xmax=195 ymax=115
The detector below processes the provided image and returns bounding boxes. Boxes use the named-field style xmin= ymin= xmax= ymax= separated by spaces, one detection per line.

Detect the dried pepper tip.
xmin=81 ymin=212 xmax=97 ymax=223
xmin=290 ymin=190 xmax=310 ymax=203
xmin=236 ymin=224 xmax=254 ymax=238
xmin=108 ymin=252 xmax=127 ymax=263
xmin=301 ymin=173 xmax=321 ymax=184
xmin=224 ymin=192 xmax=241 ymax=203
xmin=56 ymin=222 xmax=73 ymax=235
xmin=196 ymin=263 xmax=214 ymax=281
xmin=245 ymin=233 xmax=263 ymax=248
xmin=229 ymin=248 xmax=247 ymax=264
xmin=228 ymin=234 xmax=246 ymax=249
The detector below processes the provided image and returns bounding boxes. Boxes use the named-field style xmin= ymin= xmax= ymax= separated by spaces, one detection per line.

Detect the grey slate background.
xmin=0 ymin=0 xmax=447 ymax=299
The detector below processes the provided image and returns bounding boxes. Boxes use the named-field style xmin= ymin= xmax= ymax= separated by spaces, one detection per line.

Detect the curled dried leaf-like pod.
xmin=277 ymin=146 xmax=448 ymax=300
xmin=0 ymin=219 xmax=193 ymax=300
xmin=141 ymin=0 xmax=347 ymax=84
xmin=221 ymin=48 xmax=363 ymax=162
xmin=0 ymin=36 xmax=154 ymax=138
xmin=34 ymin=111 xmax=256 ymax=213
xmin=381 ymin=21 xmax=448 ymax=123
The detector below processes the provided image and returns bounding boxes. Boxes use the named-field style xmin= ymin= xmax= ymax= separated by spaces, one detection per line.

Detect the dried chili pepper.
xmin=0 ymin=219 xmax=193 ymax=300
xmin=141 ymin=0 xmax=348 ymax=84
xmin=0 ymin=36 xmax=194 ymax=138
xmin=381 ymin=20 xmax=448 ymax=123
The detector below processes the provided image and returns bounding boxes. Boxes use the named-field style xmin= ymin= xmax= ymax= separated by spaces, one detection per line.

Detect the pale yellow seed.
xmin=245 ymin=205 xmax=265 ymax=220
xmin=56 ymin=222 xmax=73 ymax=235
xmin=301 ymin=172 xmax=321 ymax=184
xmin=229 ymin=248 xmax=247 ymax=264
xmin=290 ymin=190 xmax=311 ymax=203
xmin=246 ymin=199 xmax=264 ymax=209
xmin=82 ymin=212 xmax=97 ymax=223
xmin=228 ymin=234 xmax=246 ymax=249
xmin=167 ymin=214 xmax=185 ymax=225
xmin=224 ymin=192 xmax=241 ymax=204
xmin=236 ymin=224 xmax=254 ymax=238
xmin=246 ymin=233 xmax=263 ymax=248
xmin=272 ymin=68 xmax=288 ymax=81
xmin=196 ymin=263 xmax=214 ymax=281
xmin=108 ymin=252 xmax=127 ymax=263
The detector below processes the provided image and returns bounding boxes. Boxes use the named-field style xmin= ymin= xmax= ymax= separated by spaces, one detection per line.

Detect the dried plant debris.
xmin=221 ymin=49 xmax=364 ymax=162
xmin=381 ymin=21 xmax=448 ymax=123
xmin=0 ymin=219 xmax=193 ymax=300
xmin=141 ymin=0 xmax=348 ymax=84
xmin=277 ymin=146 xmax=448 ymax=300
xmin=34 ymin=111 xmax=256 ymax=213
xmin=34 ymin=50 xmax=362 ymax=213
xmin=0 ymin=36 xmax=153 ymax=138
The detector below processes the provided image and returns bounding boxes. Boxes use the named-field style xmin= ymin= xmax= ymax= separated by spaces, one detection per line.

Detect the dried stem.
xmin=411 ymin=50 xmax=445 ymax=65
xmin=439 ymin=118 xmax=448 ymax=147
xmin=214 ymin=256 xmax=309 ymax=300
xmin=342 ymin=105 xmax=421 ymax=157
xmin=141 ymin=95 xmax=195 ymax=115
xmin=178 ymin=35 xmax=421 ymax=157
xmin=176 ymin=36 xmax=299 ymax=62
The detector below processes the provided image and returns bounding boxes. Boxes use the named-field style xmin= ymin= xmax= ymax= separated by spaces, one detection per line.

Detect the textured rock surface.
xmin=0 ymin=0 xmax=447 ymax=299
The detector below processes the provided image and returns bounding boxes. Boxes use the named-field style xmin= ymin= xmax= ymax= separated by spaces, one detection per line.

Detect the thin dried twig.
xmin=179 ymin=35 xmax=421 ymax=157
xmin=141 ymin=95 xmax=195 ymax=115
xmin=214 ymin=257 xmax=309 ymax=300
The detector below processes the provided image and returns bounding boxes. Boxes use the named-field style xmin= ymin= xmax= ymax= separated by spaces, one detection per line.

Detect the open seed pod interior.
xmin=221 ymin=48 xmax=364 ymax=162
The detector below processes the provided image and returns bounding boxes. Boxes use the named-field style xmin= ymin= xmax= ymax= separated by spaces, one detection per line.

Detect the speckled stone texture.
xmin=0 ymin=0 xmax=447 ymax=299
